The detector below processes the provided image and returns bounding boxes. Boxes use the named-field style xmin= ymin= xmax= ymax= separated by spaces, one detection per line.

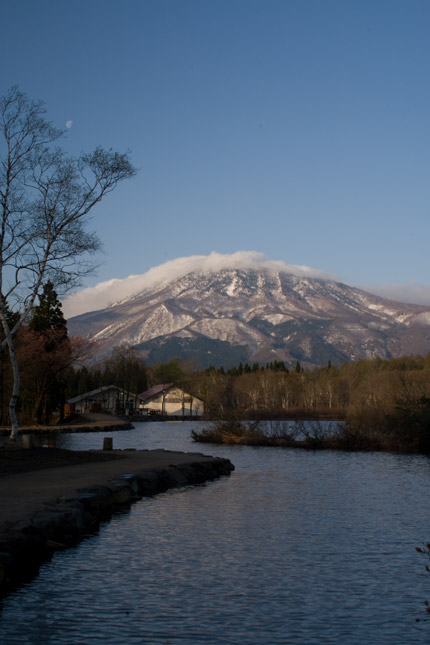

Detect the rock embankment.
xmin=0 ymin=453 xmax=234 ymax=593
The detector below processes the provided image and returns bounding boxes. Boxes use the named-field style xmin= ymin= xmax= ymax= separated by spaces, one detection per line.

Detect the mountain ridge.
xmin=67 ymin=268 xmax=430 ymax=368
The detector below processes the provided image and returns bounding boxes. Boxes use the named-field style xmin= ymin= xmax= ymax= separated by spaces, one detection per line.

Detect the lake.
xmin=1 ymin=421 xmax=430 ymax=643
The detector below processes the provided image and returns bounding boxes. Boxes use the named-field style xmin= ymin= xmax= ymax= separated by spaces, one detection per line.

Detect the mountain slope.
xmin=67 ymin=269 xmax=430 ymax=368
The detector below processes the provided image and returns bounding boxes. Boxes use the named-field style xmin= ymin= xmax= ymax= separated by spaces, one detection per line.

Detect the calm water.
xmin=1 ymin=421 xmax=430 ymax=643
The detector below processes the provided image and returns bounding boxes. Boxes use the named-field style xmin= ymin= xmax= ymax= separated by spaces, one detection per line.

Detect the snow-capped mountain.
xmin=67 ymin=268 xmax=430 ymax=368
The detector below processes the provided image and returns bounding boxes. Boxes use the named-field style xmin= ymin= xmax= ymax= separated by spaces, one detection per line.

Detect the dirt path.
xmin=0 ymin=448 xmax=219 ymax=532
xmin=0 ymin=412 xmax=133 ymax=439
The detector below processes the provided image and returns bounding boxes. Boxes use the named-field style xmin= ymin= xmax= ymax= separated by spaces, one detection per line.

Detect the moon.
xmin=66 ymin=120 xmax=73 ymax=129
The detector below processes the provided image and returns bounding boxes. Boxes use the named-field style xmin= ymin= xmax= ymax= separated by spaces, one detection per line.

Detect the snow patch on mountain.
xmin=226 ymin=275 xmax=239 ymax=297
xmin=63 ymin=251 xmax=336 ymax=318
xmin=264 ymin=313 xmax=293 ymax=325
xmin=189 ymin=318 xmax=266 ymax=346
xmin=133 ymin=305 xmax=196 ymax=342
xmin=67 ymin=264 xmax=430 ymax=368
xmin=92 ymin=321 xmax=128 ymax=342
xmin=412 ymin=312 xmax=430 ymax=326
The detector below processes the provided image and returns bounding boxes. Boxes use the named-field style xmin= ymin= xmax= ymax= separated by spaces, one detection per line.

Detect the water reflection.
xmin=1 ymin=422 xmax=430 ymax=643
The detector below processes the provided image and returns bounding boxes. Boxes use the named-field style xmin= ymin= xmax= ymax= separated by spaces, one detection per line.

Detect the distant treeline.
xmin=214 ymin=360 xmax=291 ymax=376
xmin=61 ymin=351 xmax=430 ymax=453
xmin=64 ymin=348 xmax=148 ymax=402
xmin=188 ymin=354 xmax=430 ymax=419
xmin=190 ymin=355 xmax=430 ymax=453
xmin=52 ymin=352 xmax=430 ymax=425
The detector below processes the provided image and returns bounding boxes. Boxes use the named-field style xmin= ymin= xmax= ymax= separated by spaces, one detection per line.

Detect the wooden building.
xmin=67 ymin=385 xmax=142 ymax=415
xmin=138 ymin=383 xmax=204 ymax=417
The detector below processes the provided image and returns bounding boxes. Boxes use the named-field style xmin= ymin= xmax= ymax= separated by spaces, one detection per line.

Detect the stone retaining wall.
xmin=0 ymin=456 xmax=234 ymax=593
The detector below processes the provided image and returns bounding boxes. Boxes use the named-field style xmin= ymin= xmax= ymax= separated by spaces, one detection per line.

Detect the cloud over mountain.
xmin=66 ymin=263 xmax=430 ymax=369
xmin=361 ymin=282 xmax=430 ymax=307
xmin=63 ymin=251 xmax=335 ymax=318
xmin=63 ymin=250 xmax=430 ymax=320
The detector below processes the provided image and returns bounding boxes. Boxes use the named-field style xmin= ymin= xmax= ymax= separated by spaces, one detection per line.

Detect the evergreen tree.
xmin=27 ymin=282 xmax=70 ymax=423
xmin=30 ymin=281 xmax=67 ymax=336
xmin=153 ymin=358 xmax=183 ymax=385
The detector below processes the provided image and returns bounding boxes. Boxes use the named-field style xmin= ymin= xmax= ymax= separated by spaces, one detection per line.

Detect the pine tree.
xmin=27 ymin=282 xmax=70 ymax=423
xmin=30 ymin=281 xmax=67 ymax=336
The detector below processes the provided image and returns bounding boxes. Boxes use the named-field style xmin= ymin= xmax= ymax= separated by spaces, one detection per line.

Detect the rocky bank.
xmin=0 ymin=449 xmax=234 ymax=593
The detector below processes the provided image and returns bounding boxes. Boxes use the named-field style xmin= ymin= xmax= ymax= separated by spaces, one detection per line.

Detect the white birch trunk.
xmin=0 ymin=310 xmax=20 ymax=441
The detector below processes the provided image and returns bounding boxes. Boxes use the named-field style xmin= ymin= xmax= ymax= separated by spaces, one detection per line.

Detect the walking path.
xmin=0 ymin=412 xmax=133 ymax=437
xmin=0 ymin=448 xmax=222 ymax=531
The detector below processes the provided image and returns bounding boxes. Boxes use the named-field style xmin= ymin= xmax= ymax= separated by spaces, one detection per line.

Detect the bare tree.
xmin=0 ymin=86 xmax=136 ymax=440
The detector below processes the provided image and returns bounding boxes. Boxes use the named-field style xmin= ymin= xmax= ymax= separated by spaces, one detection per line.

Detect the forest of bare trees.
xmin=183 ymin=356 xmax=430 ymax=420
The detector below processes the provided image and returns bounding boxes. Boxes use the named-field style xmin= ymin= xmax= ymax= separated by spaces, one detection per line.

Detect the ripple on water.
xmin=1 ymin=422 xmax=430 ymax=644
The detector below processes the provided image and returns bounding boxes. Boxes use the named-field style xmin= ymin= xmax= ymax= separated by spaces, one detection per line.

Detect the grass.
xmin=192 ymin=407 xmax=430 ymax=454
xmin=192 ymin=419 xmax=345 ymax=449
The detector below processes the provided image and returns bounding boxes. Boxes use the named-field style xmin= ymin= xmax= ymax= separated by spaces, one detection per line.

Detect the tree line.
xmin=187 ymin=355 xmax=430 ymax=454
xmin=66 ymin=351 xmax=430 ymax=429
xmin=182 ymin=355 xmax=430 ymax=420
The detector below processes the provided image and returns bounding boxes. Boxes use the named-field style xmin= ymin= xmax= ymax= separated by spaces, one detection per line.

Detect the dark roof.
xmin=138 ymin=383 xmax=174 ymax=401
xmin=67 ymin=385 xmax=140 ymax=404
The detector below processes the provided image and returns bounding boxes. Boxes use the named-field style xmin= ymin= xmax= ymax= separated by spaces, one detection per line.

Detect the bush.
xmin=191 ymin=420 xmax=265 ymax=445
xmin=343 ymin=398 xmax=430 ymax=454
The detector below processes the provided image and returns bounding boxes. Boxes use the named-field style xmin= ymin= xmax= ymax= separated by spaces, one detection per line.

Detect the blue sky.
xmin=2 ymin=0 xmax=429 ymax=313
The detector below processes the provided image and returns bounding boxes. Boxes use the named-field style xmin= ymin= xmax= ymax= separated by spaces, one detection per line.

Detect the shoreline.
xmin=0 ymin=412 xmax=134 ymax=439
xmin=0 ymin=448 xmax=234 ymax=594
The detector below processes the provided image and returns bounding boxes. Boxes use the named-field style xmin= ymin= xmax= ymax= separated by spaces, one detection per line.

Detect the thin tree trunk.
xmin=34 ymin=394 xmax=44 ymax=425
xmin=0 ymin=353 xmax=5 ymax=424
xmin=0 ymin=310 xmax=20 ymax=441
xmin=6 ymin=337 xmax=20 ymax=441
xmin=58 ymin=386 xmax=65 ymax=423
xmin=44 ymin=393 xmax=50 ymax=426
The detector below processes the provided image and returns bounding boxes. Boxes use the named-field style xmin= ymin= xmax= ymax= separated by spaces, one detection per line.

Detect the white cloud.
xmin=362 ymin=282 xmax=430 ymax=306
xmin=63 ymin=251 xmax=335 ymax=318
